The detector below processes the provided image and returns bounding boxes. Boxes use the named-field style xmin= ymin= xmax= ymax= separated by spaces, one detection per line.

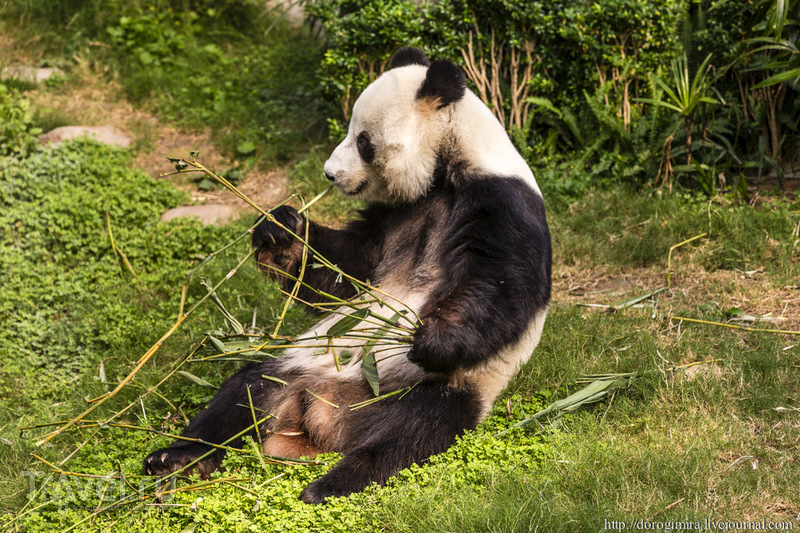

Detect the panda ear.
xmin=416 ymin=60 xmax=466 ymax=110
xmin=390 ymin=47 xmax=431 ymax=69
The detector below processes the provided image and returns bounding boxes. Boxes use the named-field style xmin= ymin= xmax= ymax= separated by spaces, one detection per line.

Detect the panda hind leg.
xmin=299 ymin=379 xmax=482 ymax=504
xmin=144 ymin=360 xmax=288 ymax=478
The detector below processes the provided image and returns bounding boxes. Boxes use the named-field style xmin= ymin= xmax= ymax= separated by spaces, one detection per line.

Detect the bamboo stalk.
xmin=667 ymin=233 xmax=707 ymax=288
xmin=670 ymin=316 xmax=800 ymax=335
xmin=106 ymin=211 xmax=138 ymax=277
xmin=37 ymin=250 xmax=254 ymax=446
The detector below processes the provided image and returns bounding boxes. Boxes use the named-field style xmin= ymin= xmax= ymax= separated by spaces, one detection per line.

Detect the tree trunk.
xmin=685 ymin=115 xmax=692 ymax=165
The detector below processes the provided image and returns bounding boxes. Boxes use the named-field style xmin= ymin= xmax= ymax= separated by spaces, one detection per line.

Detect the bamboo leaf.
xmin=177 ymin=371 xmax=218 ymax=389
xmin=361 ymin=352 xmax=380 ymax=396
xmin=327 ymin=308 xmax=370 ymax=337
xmin=208 ymin=335 xmax=226 ymax=353
xmin=496 ymin=377 xmax=630 ymax=436
xmin=611 ymin=287 xmax=666 ymax=310
xmin=338 ymin=350 xmax=353 ymax=365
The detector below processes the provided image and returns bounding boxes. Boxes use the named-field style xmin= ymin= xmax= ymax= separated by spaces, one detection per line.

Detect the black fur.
xmin=145 ymin=360 xmax=292 ymax=478
xmin=252 ymin=205 xmax=304 ymax=250
xmin=390 ymin=47 xmax=431 ymax=69
xmin=300 ymin=380 xmax=481 ymax=504
xmin=416 ymin=60 xmax=467 ymax=109
xmin=356 ymin=131 xmax=375 ymax=163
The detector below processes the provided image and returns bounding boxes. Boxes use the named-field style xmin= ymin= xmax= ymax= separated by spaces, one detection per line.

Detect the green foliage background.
xmin=309 ymin=0 xmax=799 ymax=200
xmin=1 ymin=0 xmax=799 ymax=531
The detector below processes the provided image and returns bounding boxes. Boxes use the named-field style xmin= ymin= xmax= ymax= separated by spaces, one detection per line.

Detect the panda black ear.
xmin=416 ymin=59 xmax=467 ymax=109
xmin=390 ymin=47 xmax=431 ymax=69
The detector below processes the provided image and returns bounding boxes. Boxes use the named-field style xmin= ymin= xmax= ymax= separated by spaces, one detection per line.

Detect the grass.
xmin=1 ymin=0 xmax=328 ymax=166
xmin=1 ymin=8 xmax=799 ymax=528
xmin=2 ymin=138 xmax=798 ymax=530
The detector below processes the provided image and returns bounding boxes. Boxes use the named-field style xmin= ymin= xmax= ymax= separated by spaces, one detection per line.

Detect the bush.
xmin=308 ymin=0 xmax=800 ymax=199
xmin=0 ymin=85 xmax=41 ymax=157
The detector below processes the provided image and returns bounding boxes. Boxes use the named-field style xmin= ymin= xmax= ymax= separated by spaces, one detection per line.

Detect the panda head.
xmin=323 ymin=48 xmax=467 ymax=203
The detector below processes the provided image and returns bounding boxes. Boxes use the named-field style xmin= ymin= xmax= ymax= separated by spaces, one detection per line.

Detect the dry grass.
xmin=25 ymin=65 xmax=290 ymax=214
xmin=553 ymin=261 xmax=800 ymax=330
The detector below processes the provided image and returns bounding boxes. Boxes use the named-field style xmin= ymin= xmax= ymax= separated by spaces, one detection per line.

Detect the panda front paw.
xmin=299 ymin=479 xmax=331 ymax=505
xmin=144 ymin=444 xmax=221 ymax=479
xmin=252 ymin=205 xmax=305 ymax=275
xmin=252 ymin=205 xmax=304 ymax=249
xmin=407 ymin=322 xmax=460 ymax=374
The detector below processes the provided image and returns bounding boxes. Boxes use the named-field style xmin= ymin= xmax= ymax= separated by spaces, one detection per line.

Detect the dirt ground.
xmin=23 ymin=63 xmax=289 ymax=215
xmin=553 ymin=261 xmax=800 ymax=332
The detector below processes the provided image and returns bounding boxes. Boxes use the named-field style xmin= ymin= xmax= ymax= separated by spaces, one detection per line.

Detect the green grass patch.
xmin=552 ymin=190 xmax=800 ymax=282
xmin=1 ymin=132 xmax=798 ymax=531
xmin=1 ymin=1 xmax=327 ymax=166
xmin=0 ymin=139 xmax=308 ymax=515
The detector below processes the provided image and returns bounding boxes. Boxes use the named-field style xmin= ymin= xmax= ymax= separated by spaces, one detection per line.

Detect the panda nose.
xmin=324 ymin=172 xmax=335 ymax=182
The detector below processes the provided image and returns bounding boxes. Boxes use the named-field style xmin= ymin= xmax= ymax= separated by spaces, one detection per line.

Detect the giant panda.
xmin=144 ymin=47 xmax=551 ymax=504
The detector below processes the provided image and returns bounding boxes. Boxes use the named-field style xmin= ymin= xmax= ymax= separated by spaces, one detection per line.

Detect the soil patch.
xmin=28 ymin=75 xmax=288 ymax=216
xmin=553 ymin=262 xmax=800 ymax=331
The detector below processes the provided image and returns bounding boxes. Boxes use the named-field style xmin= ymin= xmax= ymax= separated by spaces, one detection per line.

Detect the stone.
xmin=38 ymin=126 xmax=133 ymax=148
xmin=160 ymin=204 xmax=235 ymax=226
xmin=2 ymin=66 xmax=64 ymax=83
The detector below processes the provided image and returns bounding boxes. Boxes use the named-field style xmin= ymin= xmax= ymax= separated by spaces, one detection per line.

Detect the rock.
xmin=38 ymin=126 xmax=133 ymax=148
xmin=161 ymin=204 xmax=235 ymax=226
xmin=2 ymin=66 xmax=64 ymax=83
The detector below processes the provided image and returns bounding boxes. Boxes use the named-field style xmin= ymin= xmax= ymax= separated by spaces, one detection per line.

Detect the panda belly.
xmin=278 ymin=282 xmax=429 ymax=384
xmin=259 ymin=283 xmax=428 ymax=458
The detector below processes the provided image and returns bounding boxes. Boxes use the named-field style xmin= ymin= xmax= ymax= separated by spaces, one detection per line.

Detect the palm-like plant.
xmin=636 ymin=53 xmax=720 ymax=164
xmin=748 ymin=0 xmax=800 ymax=89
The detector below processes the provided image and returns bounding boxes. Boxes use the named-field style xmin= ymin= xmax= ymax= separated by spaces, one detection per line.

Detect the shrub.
xmin=0 ymin=85 xmax=41 ymax=157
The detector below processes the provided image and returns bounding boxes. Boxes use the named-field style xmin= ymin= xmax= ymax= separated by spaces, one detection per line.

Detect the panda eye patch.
xmin=356 ymin=131 xmax=375 ymax=163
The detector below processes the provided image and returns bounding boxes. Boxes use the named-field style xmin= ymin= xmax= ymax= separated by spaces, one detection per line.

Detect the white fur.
xmin=280 ymin=282 xmax=427 ymax=385
xmin=308 ymin=61 xmax=546 ymax=407
xmin=324 ymin=65 xmax=541 ymax=203
xmin=452 ymin=92 xmax=541 ymax=195
xmin=463 ymin=309 xmax=548 ymax=417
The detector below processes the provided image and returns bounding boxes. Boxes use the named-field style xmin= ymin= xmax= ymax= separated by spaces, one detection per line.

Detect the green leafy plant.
xmin=0 ymin=84 xmax=41 ymax=157
xmin=750 ymin=0 xmax=800 ymax=89
xmin=636 ymin=53 xmax=720 ymax=166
